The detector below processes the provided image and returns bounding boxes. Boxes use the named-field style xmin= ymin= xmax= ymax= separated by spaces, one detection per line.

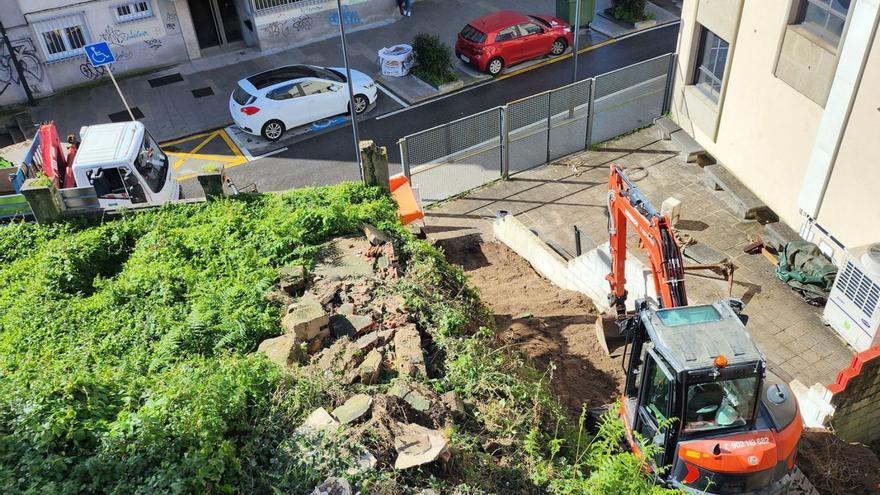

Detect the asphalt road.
xmin=215 ymin=23 xmax=680 ymax=195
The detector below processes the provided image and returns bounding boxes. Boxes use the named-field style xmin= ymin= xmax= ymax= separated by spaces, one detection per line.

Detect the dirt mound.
xmin=797 ymin=428 xmax=880 ymax=495
xmin=439 ymin=235 xmax=625 ymax=415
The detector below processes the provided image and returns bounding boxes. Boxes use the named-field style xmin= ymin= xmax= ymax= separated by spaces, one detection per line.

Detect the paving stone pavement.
xmin=423 ymin=126 xmax=854 ymax=387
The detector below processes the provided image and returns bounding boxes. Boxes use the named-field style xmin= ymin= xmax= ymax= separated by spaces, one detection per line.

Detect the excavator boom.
xmin=606 ymin=164 xmax=687 ymax=314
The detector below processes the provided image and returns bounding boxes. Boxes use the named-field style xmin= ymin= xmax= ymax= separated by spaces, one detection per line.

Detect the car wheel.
xmin=487 ymin=57 xmax=504 ymax=76
xmin=261 ymin=120 xmax=285 ymax=141
xmin=351 ymin=94 xmax=369 ymax=115
xmin=551 ymin=38 xmax=567 ymax=56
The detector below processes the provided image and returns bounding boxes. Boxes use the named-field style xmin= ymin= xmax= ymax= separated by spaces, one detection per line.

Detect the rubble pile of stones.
xmin=256 ymin=225 xmax=463 ymax=494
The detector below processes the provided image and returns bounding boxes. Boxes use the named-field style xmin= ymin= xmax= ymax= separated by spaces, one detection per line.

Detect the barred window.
xmin=33 ymin=14 xmax=91 ymax=62
xmin=115 ymin=1 xmax=154 ymax=22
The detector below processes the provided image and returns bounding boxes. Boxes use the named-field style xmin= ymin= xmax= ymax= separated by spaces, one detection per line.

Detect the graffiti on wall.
xmin=292 ymin=15 xmax=314 ymax=32
xmin=100 ymin=26 xmax=149 ymax=45
xmin=99 ymin=25 xmax=152 ymax=62
xmin=0 ymin=38 xmax=44 ymax=96
xmin=328 ymin=6 xmax=361 ymax=27
xmin=144 ymin=38 xmax=162 ymax=50
xmin=165 ymin=11 xmax=179 ymax=32
xmin=80 ymin=62 xmax=108 ymax=80
xmin=262 ymin=20 xmax=290 ymax=39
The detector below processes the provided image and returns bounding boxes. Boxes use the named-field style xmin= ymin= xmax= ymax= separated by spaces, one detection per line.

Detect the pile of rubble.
xmin=256 ymin=225 xmax=463 ymax=493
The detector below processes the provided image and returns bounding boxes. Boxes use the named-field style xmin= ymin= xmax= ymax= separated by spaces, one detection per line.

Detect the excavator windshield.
xmin=683 ymin=376 xmax=759 ymax=433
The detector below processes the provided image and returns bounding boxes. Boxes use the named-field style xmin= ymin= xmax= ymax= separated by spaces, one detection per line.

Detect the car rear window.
xmin=233 ymin=86 xmax=255 ymax=105
xmin=460 ymin=24 xmax=487 ymax=43
xmin=528 ymin=15 xmax=553 ymax=28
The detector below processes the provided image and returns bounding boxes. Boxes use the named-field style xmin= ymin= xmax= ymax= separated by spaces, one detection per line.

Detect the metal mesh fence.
xmin=548 ymin=80 xmax=591 ymax=162
xmin=595 ymin=54 xmax=671 ymax=99
xmin=405 ymin=108 xmax=503 ymax=204
xmin=590 ymin=54 xmax=671 ymax=145
xmin=405 ymin=108 xmax=502 ymax=166
xmin=399 ymin=53 xmax=673 ymax=201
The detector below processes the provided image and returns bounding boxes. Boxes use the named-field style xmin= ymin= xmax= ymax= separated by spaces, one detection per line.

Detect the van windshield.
xmin=135 ymin=132 xmax=168 ymax=193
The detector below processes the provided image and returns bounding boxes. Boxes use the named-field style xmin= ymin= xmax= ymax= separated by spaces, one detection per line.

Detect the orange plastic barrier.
xmin=389 ymin=174 xmax=424 ymax=226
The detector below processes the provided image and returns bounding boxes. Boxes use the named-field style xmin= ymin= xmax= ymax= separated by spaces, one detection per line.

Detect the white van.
xmin=72 ymin=122 xmax=179 ymax=208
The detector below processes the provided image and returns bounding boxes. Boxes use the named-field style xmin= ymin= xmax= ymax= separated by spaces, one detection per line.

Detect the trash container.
xmin=378 ymin=45 xmax=415 ymax=77
xmin=555 ymin=0 xmax=595 ymax=28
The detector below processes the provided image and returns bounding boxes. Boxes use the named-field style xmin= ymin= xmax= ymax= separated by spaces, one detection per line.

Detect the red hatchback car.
xmin=455 ymin=10 xmax=573 ymax=76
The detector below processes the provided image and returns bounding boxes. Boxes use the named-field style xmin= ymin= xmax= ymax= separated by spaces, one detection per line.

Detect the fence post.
xmin=501 ymin=106 xmax=510 ymax=180
xmin=662 ymin=53 xmax=677 ymax=115
xmin=545 ymin=92 xmax=552 ymax=164
xmin=398 ymin=138 xmax=411 ymax=181
xmin=585 ymin=78 xmax=597 ymax=148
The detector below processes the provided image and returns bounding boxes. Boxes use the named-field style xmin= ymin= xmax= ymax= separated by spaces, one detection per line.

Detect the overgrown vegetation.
xmin=412 ymin=33 xmax=458 ymax=88
xmin=610 ymin=0 xmax=652 ymax=23
xmin=0 ymin=183 xmax=675 ymax=493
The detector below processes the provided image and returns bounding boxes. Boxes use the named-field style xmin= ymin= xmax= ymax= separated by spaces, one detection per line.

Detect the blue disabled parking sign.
xmin=84 ymin=42 xmax=115 ymax=67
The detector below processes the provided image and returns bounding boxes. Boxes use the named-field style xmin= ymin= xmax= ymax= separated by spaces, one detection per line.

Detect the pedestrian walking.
xmin=397 ymin=0 xmax=413 ymax=16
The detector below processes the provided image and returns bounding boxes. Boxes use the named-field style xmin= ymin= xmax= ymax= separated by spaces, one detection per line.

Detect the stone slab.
xmin=655 ymin=116 xmax=682 ymax=140
xmin=704 ymin=164 xmax=773 ymax=220
xmin=331 ymin=394 xmax=373 ymax=424
xmin=393 ymin=324 xmax=426 ymax=378
xmin=257 ymin=334 xmax=303 ymax=368
xmin=283 ymin=296 xmax=329 ymax=341
xmin=683 ymin=243 xmax=729 ymax=265
xmin=670 ymin=129 xmax=706 ymax=163
xmin=764 ymin=221 xmax=801 ymax=252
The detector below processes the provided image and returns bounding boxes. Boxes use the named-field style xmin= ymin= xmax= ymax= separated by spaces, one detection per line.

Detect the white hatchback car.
xmin=230 ymin=65 xmax=378 ymax=141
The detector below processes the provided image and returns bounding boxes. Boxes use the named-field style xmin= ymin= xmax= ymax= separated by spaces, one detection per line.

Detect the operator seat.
xmin=686 ymin=383 xmax=724 ymax=424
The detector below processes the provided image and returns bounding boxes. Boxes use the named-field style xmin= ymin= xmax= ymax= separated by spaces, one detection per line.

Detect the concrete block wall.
xmin=825 ymin=346 xmax=880 ymax=444
xmin=253 ymin=0 xmax=397 ymax=52
xmin=493 ymin=214 xmax=658 ymax=314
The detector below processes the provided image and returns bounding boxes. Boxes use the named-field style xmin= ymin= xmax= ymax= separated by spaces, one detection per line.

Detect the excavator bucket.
xmin=594 ymin=313 xmax=629 ymax=358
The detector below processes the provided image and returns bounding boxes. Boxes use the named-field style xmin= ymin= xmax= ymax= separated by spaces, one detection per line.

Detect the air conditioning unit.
xmin=823 ymin=243 xmax=880 ymax=351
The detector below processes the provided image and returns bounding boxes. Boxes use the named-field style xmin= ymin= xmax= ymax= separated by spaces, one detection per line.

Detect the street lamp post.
xmin=335 ymin=0 xmax=364 ymax=180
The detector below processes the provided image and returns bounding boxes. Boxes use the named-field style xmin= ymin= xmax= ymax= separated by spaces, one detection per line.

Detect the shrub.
xmin=412 ymin=33 xmax=458 ymax=87
xmin=611 ymin=0 xmax=649 ymax=23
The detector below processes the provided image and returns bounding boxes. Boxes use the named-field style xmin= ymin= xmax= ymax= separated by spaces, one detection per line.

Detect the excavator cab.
xmin=620 ymin=300 xmax=802 ymax=494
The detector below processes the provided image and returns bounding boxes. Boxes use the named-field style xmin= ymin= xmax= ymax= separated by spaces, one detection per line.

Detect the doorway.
xmin=188 ymin=0 xmax=244 ymax=49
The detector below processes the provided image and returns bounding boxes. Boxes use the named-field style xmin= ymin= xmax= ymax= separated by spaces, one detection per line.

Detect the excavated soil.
xmin=797 ymin=428 xmax=880 ymax=495
xmin=438 ymin=235 xmax=625 ymax=416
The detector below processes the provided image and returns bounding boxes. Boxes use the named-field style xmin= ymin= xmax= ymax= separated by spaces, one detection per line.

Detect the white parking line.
xmin=251 ymin=147 xmax=288 ymax=160
xmin=377 ymin=83 xmax=410 ymax=108
xmin=224 ymin=125 xmax=256 ymax=161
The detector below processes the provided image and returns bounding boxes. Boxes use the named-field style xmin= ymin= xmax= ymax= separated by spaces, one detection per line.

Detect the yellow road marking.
xmin=171 ymin=131 xmax=220 ymax=169
xmin=218 ymin=128 xmax=245 ymax=162
xmin=167 ymin=152 xmax=242 ymax=163
xmin=161 ymin=130 xmax=217 ymax=147
xmin=497 ymin=38 xmax=617 ymax=81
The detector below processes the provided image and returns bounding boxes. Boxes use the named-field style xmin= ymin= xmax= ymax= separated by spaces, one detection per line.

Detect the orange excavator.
xmin=604 ymin=164 xmax=802 ymax=494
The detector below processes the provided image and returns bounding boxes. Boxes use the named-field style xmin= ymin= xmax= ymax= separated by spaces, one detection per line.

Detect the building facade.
xmin=0 ymin=0 xmax=396 ymax=107
xmin=670 ymin=0 xmax=879 ymax=256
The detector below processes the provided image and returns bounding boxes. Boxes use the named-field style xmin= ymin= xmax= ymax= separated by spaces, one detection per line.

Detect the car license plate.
xmin=460 ymin=54 xmax=470 ymax=63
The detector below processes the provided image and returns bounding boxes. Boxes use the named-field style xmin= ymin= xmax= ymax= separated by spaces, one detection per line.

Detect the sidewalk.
xmin=421 ymin=126 xmax=855 ymax=389
xmin=31 ymin=0 xmax=555 ymax=143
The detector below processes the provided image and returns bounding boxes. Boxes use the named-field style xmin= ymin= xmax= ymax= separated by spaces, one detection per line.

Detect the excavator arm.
xmin=606 ymin=164 xmax=687 ymax=316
